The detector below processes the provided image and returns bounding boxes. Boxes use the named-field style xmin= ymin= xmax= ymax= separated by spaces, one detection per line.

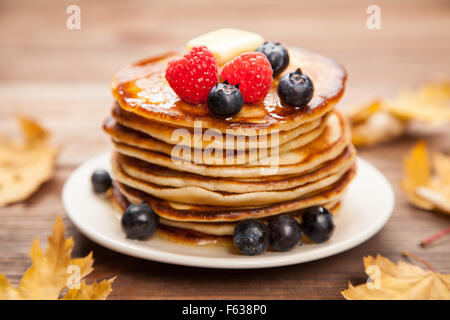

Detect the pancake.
xmin=116 ymin=145 xmax=355 ymax=193
xmin=111 ymin=104 xmax=326 ymax=151
xmin=115 ymin=164 xmax=356 ymax=222
xmin=158 ymin=201 xmax=341 ymax=236
xmin=111 ymin=47 xmax=346 ymax=135
xmin=111 ymin=184 xmax=341 ymax=236
xmin=156 ymin=224 xmax=232 ymax=246
xmin=111 ymin=152 xmax=353 ymax=206
xmin=103 ymin=115 xmax=327 ymax=165
xmin=112 ymin=111 xmax=350 ymax=178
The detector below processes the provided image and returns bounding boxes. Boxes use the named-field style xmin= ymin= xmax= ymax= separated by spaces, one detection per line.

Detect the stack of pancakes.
xmin=103 ymin=47 xmax=356 ymax=245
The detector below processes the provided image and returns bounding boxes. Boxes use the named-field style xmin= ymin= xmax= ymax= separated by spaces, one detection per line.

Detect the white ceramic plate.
xmin=63 ymin=153 xmax=394 ymax=269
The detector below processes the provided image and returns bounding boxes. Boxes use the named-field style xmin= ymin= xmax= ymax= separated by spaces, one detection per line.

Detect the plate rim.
xmin=62 ymin=153 xmax=394 ymax=269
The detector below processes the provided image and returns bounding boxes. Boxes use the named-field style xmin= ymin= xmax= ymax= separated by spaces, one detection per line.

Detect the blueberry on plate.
xmin=277 ymin=68 xmax=314 ymax=107
xmin=91 ymin=169 xmax=112 ymax=194
xmin=268 ymin=214 xmax=302 ymax=251
xmin=121 ymin=203 xmax=159 ymax=240
xmin=301 ymin=206 xmax=335 ymax=243
xmin=233 ymin=219 xmax=269 ymax=256
xmin=256 ymin=41 xmax=290 ymax=77
xmin=207 ymin=81 xmax=243 ymax=117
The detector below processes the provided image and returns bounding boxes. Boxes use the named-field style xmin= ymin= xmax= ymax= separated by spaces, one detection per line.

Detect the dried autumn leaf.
xmin=385 ymin=82 xmax=450 ymax=124
xmin=63 ymin=279 xmax=115 ymax=300
xmin=347 ymin=100 xmax=406 ymax=147
xmin=342 ymin=255 xmax=450 ymax=300
xmin=352 ymin=111 xmax=406 ymax=147
xmin=347 ymin=99 xmax=382 ymax=125
xmin=0 ymin=216 xmax=115 ymax=300
xmin=346 ymin=81 xmax=449 ymax=147
xmin=402 ymin=141 xmax=450 ymax=214
xmin=0 ymin=116 xmax=58 ymax=207
xmin=416 ymin=187 xmax=450 ymax=213
xmin=433 ymin=151 xmax=450 ymax=185
xmin=18 ymin=115 xmax=48 ymax=144
xmin=401 ymin=141 xmax=433 ymax=210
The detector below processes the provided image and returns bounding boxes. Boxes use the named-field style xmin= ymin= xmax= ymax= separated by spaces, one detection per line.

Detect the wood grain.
xmin=0 ymin=0 xmax=449 ymax=299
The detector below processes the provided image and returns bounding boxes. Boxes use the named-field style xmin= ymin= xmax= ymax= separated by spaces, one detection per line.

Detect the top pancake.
xmin=111 ymin=47 xmax=346 ymax=135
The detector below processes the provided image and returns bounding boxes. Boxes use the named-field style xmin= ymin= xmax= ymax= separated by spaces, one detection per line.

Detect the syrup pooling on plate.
xmin=111 ymin=48 xmax=347 ymax=133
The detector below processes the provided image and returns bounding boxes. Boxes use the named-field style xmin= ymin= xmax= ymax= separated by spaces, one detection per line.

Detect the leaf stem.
xmin=420 ymin=226 xmax=450 ymax=248
xmin=401 ymin=251 xmax=435 ymax=272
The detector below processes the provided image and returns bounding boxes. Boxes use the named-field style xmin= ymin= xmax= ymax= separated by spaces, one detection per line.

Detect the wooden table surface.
xmin=0 ymin=0 xmax=449 ymax=299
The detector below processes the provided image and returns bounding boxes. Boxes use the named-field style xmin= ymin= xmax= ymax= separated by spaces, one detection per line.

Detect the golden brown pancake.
xmin=157 ymin=201 xmax=341 ymax=236
xmin=112 ymin=111 xmax=350 ymax=177
xmin=111 ymin=104 xmax=326 ymax=150
xmin=111 ymin=152 xmax=353 ymax=207
xmin=156 ymin=225 xmax=232 ymax=246
xmin=111 ymin=184 xmax=341 ymax=237
xmin=103 ymin=115 xmax=327 ymax=165
xmin=114 ymin=164 xmax=356 ymax=222
xmin=115 ymin=145 xmax=355 ymax=193
xmin=111 ymin=48 xmax=346 ymax=135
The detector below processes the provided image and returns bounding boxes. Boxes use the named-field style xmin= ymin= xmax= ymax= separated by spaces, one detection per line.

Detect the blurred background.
xmin=0 ymin=0 xmax=449 ymax=161
xmin=0 ymin=0 xmax=449 ymax=299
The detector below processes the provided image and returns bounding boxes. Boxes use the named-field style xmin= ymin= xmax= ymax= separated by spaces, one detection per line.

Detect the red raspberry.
xmin=165 ymin=46 xmax=218 ymax=104
xmin=220 ymin=52 xmax=273 ymax=104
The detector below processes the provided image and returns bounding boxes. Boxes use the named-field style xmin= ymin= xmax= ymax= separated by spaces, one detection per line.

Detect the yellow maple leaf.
xmin=402 ymin=141 xmax=450 ymax=215
xmin=0 ymin=216 xmax=115 ymax=300
xmin=18 ymin=115 xmax=49 ymax=144
xmin=63 ymin=279 xmax=116 ymax=300
xmin=433 ymin=151 xmax=450 ymax=185
xmin=342 ymin=255 xmax=450 ymax=300
xmin=346 ymin=99 xmax=406 ymax=147
xmin=0 ymin=116 xmax=58 ymax=207
xmin=347 ymin=99 xmax=382 ymax=126
xmin=346 ymin=81 xmax=450 ymax=147
xmin=385 ymin=82 xmax=450 ymax=124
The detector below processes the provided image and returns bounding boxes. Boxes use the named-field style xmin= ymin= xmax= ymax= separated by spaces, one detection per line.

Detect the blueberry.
xmin=207 ymin=81 xmax=243 ymax=117
xmin=91 ymin=169 xmax=112 ymax=194
xmin=301 ymin=206 xmax=334 ymax=243
xmin=256 ymin=41 xmax=290 ymax=77
xmin=121 ymin=203 xmax=159 ymax=240
xmin=277 ymin=68 xmax=314 ymax=107
xmin=233 ymin=219 xmax=269 ymax=255
xmin=268 ymin=214 xmax=302 ymax=251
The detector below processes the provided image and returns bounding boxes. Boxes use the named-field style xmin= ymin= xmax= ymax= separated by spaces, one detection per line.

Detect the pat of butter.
xmin=187 ymin=28 xmax=264 ymax=65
